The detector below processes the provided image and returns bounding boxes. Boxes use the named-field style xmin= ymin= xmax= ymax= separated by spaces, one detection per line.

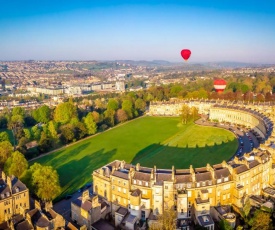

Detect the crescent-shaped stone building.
xmin=88 ymin=100 xmax=275 ymax=230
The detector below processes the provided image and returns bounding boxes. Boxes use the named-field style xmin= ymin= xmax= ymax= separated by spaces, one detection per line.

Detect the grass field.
xmin=32 ymin=116 xmax=238 ymax=197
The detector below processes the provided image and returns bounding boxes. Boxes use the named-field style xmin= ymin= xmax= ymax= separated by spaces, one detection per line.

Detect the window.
xmin=217 ymin=179 xmax=222 ymax=183
xmin=139 ymin=181 xmax=142 ymax=185
xmin=133 ymin=180 xmax=136 ymax=184
xmin=112 ymin=185 xmax=115 ymax=190
xmin=181 ymin=209 xmax=184 ymax=214
xmin=188 ymin=201 xmax=191 ymax=208
xmin=224 ymin=177 xmax=229 ymax=182
xmin=165 ymin=186 xmax=168 ymax=189
xmin=196 ymin=182 xmax=200 ymax=187
xmin=223 ymin=195 xmax=226 ymax=200
xmin=123 ymin=188 xmax=126 ymax=194
xmin=188 ymin=191 xmax=192 ymax=197
xmin=145 ymin=182 xmax=148 ymax=186
xmin=118 ymin=187 xmax=121 ymax=192
xmin=188 ymin=210 xmax=191 ymax=217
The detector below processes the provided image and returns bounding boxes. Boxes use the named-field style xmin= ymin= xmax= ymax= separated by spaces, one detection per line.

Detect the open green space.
xmin=32 ymin=116 xmax=238 ymax=197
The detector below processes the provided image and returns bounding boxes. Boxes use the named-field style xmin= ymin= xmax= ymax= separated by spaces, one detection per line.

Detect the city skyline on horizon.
xmin=0 ymin=0 xmax=275 ymax=64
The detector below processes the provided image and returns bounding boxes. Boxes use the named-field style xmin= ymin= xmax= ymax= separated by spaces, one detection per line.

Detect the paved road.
xmin=195 ymin=118 xmax=259 ymax=160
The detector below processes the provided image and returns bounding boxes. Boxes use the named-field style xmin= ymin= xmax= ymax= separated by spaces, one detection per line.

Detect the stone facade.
xmin=91 ymin=100 xmax=275 ymax=229
xmin=0 ymin=171 xmax=30 ymax=223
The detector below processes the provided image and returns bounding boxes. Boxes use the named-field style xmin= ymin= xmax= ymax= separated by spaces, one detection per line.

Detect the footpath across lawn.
xmin=32 ymin=116 xmax=237 ymax=198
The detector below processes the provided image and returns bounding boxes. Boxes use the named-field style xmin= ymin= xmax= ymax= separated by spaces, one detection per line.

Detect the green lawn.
xmin=32 ymin=116 xmax=238 ymax=197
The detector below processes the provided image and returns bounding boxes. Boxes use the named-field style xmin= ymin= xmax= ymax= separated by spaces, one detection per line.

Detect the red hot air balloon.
xmin=181 ymin=49 xmax=191 ymax=61
xmin=214 ymin=79 xmax=227 ymax=93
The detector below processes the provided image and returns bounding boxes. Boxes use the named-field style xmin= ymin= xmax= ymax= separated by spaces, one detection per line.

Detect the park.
xmin=32 ymin=116 xmax=238 ymax=197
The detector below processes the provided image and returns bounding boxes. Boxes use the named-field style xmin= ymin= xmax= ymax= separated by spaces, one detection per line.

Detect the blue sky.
xmin=0 ymin=0 xmax=275 ymax=63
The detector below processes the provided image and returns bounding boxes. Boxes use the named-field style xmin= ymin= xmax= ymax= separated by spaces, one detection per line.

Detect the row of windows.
xmin=112 ymin=186 xmax=127 ymax=194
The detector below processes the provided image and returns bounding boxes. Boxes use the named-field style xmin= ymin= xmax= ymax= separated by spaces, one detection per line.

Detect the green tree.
xmin=149 ymin=209 xmax=176 ymax=230
xmin=73 ymin=121 xmax=87 ymax=140
xmin=8 ymin=114 xmax=25 ymax=146
xmin=180 ymin=104 xmax=191 ymax=124
xmin=219 ymin=219 xmax=233 ymax=230
xmin=30 ymin=163 xmax=61 ymax=201
xmin=32 ymin=105 xmax=51 ymax=123
xmin=48 ymin=120 xmax=58 ymax=139
xmin=53 ymin=102 xmax=77 ymax=124
xmin=0 ymin=131 xmax=10 ymax=142
xmin=0 ymin=141 xmax=13 ymax=167
xmin=23 ymin=128 xmax=32 ymax=140
xmin=135 ymin=98 xmax=146 ymax=114
xmin=249 ymin=210 xmax=272 ymax=230
xmin=31 ymin=125 xmax=41 ymax=141
xmin=17 ymin=136 xmax=28 ymax=154
xmin=84 ymin=113 xmax=97 ymax=135
xmin=38 ymin=131 xmax=53 ymax=153
xmin=60 ymin=124 xmax=75 ymax=143
xmin=122 ymin=99 xmax=134 ymax=119
xmin=104 ymin=109 xmax=115 ymax=127
xmin=12 ymin=106 xmax=25 ymax=117
xmin=4 ymin=151 xmax=28 ymax=178
xmin=107 ymin=98 xmax=119 ymax=111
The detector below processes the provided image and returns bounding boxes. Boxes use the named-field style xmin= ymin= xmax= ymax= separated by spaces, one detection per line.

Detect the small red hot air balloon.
xmin=181 ymin=49 xmax=191 ymax=61
xmin=214 ymin=79 xmax=227 ymax=93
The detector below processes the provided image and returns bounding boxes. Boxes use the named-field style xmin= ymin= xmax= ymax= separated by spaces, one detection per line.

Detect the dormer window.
xmin=133 ymin=180 xmax=136 ymax=184
xmin=15 ymin=187 xmax=20 ymax=193
xmin=6 ymin=192 xmax=10 ymax=197
xmin=217 ymin=179 xmax=222 ymax=183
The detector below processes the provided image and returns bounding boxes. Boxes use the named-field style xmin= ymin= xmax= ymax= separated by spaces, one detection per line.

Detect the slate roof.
xmin=234 ymin=164 xmax=249 ymax=174
xmin=131 ymin=189 xmax=141 ymax=197
xmin=156 ymin=173 xmax=172 ymax=184
xmin=91 ymin=219 xmax=115 ymax=230
xmin=175 ymin=169 xmax=190 ymax=175
xmin=175 ymin=174 xmax=192 ymax=183
xmin=15 ymin=220 xmax=33 ymax=230
xmin=214 ymin=168 xmax=230 ymax=179
xmin=115 ymin=207 xmax=128 ymax=216
xmin=249 ymin=160 xmax=260 ymax=168
xmin=11 ymin=176 xmax=27 ymax=193
xmin=112 ymin=170 xmax=129 ymax=180
xmin=133 ymin=171 xmax=151 ymax=182
xmin=27 ymin=208 xmax=49 ymax=228
xmin=195 ymin=172 xmax=212 ymax=182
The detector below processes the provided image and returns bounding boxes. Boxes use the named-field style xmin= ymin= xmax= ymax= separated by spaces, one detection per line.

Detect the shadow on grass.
xmin=56 ymin=147 xmax=117 ymax=198
xmin=131 ymin=139 xmax=238 ymax=169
